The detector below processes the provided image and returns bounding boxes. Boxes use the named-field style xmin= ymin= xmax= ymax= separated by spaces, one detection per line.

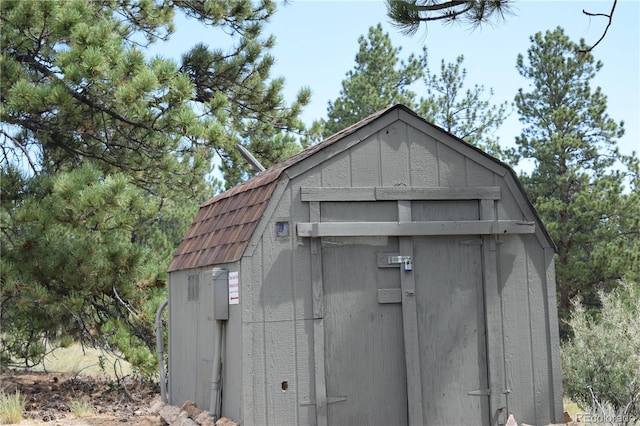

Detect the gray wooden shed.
xmin=166 ymin=104 xmax=563 ymax=426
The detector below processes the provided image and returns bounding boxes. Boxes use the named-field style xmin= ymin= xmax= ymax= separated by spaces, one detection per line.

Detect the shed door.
xmin=322 ymin=236 xmax=408 ymax=425
xmin=413 ymin=235 xmax=490 ymax=424
xmin=412 ymin=200 xmax=490 ymax=424
xmin=320 ymin=200 xmax=489 ymax=425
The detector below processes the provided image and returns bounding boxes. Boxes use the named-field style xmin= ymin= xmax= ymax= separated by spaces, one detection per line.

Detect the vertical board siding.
xmin=264 ymin=322 xmax=297 ymax=425
xmin=241 ymin=261 xmax=255 ymax=425
xmin=257 ymin=184 xmax=298 ymax=424
xmin=290 ymin=170 xmax=318 ymax=321
xmin=169 ymin=269 xmax=199 ymax=406
xmin=195 ymin=269 xmax=214 ymax=410
xmin=398 ymin=201 xmax=424 ymax=426
xmin=500 ymin=235 xmax=536 ymax=422
xmin=411 ymin=200 xmax=479 ymax=221
xmin=258 ymin=254 xmax=293 ymax=324
xmin=251 ymin=322 xmax=268 ymax=426
xmin=437 ymin=142 xmax=467 ymax=187
xmin=525 ymin=235 xmax=553 ymax=424
xmin=545 ymin=248 xmax=564 ymax=422
xmin=349 ymin=133 xmax=381 ymax=186
xmin=295 ymin=319 xmax=316 ymax=424
xmin=223 ymin=262 xmax=243 ymax=421
xmin=321 ymin=200 xmax=398 ymax=223
xmin=380 ymin=123 xmax=411 ymax=186
xmin=320 ymin=149 xmax=351 ymax=187
xmin=480 ymin=198 xmax=508 ymax=425
xmin=497 ymin=179 xmax=526 ymax=222
xmin=261 ymin=195 xmax=294 ymax=323
xmin=247 ymin=241 xmax=264 ymax=323
xmin=408 ymin=125 xmax=439 ymax=187
xmin=466 ymin=158 xmax=496 ymax=187
xmin=291 ymin=235 xmax=312 ymax=320
xmin=289 ymin=171 xmax=318 ymax=424
xmin=309 ymin=200 xmax=328 ymax=426
xmin=501 ymin=176 xmax=552 ymax=249
xmin=244 ymin=240 xmax=266 ymax=425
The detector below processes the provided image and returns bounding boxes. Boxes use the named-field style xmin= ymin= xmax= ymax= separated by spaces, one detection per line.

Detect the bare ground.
xmin=1 ymin=370 xmax=160 ymax=425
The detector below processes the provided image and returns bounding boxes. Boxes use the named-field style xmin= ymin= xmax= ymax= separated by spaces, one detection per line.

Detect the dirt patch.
xmin=1 ymin=370 xmax=160 ymax=425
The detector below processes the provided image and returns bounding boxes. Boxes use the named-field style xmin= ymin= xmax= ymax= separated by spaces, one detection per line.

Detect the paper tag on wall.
xmin=229 ymin=271 xmax=239 ymax=305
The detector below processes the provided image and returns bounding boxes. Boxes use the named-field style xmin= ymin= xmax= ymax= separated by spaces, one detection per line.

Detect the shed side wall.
xmin=498 ymin=232 xmax=562 ymax=425
xmin=168 ymin=268 xmax=205 ymax=407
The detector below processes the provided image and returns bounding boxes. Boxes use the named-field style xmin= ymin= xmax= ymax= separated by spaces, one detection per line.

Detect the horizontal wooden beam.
xmin=301 ymin=187 xmax=375 ymax=201
xmin=376 ymin=186 xmax=500 ymax=200
xmin=300 ymin=186 xmax=500 ymax=202
xmin=296 ymin=220 xmax=534 ymax=237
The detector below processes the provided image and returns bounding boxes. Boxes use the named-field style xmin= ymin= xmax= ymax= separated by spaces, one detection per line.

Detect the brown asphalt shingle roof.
xmin=167 ymin=106 xmax=392 ymax=272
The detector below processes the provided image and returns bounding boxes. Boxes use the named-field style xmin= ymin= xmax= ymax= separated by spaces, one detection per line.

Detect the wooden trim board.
xmin=297 ymin=220 xmax=535 ymax=237
xmin=301 ymin=186 xmax=501 ymax=202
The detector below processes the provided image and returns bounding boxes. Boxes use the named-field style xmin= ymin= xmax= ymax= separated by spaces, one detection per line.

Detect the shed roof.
xmin=167 ymin=104 xmax=552 ymax=273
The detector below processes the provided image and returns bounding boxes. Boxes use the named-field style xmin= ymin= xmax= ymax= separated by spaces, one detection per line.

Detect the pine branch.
xmin=581 ymin=0 xmax=617 ymax=53
xmin=0 ymin=129 xmax=38 ymax=175
xmin=12 ymin=52 xmax=153 ymax=131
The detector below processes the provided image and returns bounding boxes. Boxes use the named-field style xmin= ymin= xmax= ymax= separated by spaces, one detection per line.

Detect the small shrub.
xmin=562 ymin=280 xmax=640 ymax=425
xmin=0 ymin=390 xmax=26 ymax=424
xmin=69 ymin=398 xmax=94 ymax=418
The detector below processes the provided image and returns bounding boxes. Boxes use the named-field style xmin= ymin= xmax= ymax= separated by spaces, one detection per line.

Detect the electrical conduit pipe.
xmin=210 ymin=320 xmax=224 ymax=418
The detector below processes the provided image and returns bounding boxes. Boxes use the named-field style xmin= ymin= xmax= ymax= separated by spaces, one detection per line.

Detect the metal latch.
xmin=388 ymin=255 xmax=413 ymax=271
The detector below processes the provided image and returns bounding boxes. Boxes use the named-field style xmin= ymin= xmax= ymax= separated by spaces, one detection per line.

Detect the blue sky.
xmin=157 ymin=1 xmax=639 ymax=160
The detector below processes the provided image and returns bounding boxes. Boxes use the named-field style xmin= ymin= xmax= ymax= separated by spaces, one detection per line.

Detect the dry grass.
xmin=68 ymin=397 xmax=95 ymax=418
xmin=0 ymin=390 xmax=26 ymax=424
xmin=564 ymin=397 xmax=583 ymax=420
xmin=30 ymin=343 xmax=132 ymax=378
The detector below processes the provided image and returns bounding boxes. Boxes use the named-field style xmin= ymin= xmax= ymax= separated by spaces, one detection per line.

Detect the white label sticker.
xmin=229 ymin=271 xmax=239 ymax=305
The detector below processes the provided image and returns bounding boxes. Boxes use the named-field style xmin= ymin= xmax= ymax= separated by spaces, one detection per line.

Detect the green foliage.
xmin=562 ymin=281 xmax=640 ymax=424
xmin=511 ymin=27 xmax=640 ymax=335
xmin=1 ymin=165 xmax=158 ymax=374
xmin=318 ymin=24 xmax=507 ymax=156
xmin=177 ymin=0 xmax=311 ymax=187
xmin=1 ymin=0 xmax=308 ymax=376
xmin=386 ymin=0 xmax=514 ymax=35
xmin=0 ymin=390 xmax=26 ymax=424
xmin=1 ymin=0 xmax=205 ymax=195
xmin=321 ymin=23 xmax=426 ymax=138
xmin=417 ymin=55 xmax=508 ymax=157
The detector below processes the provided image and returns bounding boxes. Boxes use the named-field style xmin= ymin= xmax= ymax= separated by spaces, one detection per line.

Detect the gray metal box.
xmin=212 ymin=269 xmax=228 ymax=320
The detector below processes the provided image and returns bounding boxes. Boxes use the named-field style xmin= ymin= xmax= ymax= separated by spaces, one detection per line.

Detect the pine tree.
xmin=512 ymin=27 xmax=640 ymax=335
xmin=321 ymin=24 xmax=427 ymax=138
xmin=418 ymin=55 xmax=507 ymax=156
xmin=0 ymin=0 xmax=309 ymax=373
xmin=319 ymin=24 xmax=506 ymax=155
xmin=1 ymin=165 xmax=160 ymax=370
